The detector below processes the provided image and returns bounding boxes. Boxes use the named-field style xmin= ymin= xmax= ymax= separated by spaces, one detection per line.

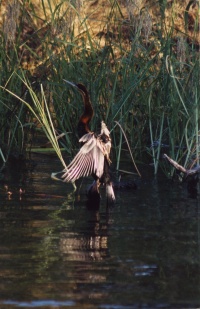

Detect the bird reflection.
xmin=59 ymin=210 xmax=111 ymax=262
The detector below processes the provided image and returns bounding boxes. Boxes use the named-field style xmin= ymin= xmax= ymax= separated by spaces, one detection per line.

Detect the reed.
xmin=1 ymin=72 xmax=67 ymax=168
xmin=0 ymin=0 xmax=199 ymax=177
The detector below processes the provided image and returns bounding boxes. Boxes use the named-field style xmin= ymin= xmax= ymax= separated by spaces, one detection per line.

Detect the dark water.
xmin=0 ymin=154 xmax=200 ymax=309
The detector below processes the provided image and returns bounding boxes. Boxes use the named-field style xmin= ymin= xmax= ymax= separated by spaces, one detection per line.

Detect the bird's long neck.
xmin=77 ymin=84 xmax=94 ymax=138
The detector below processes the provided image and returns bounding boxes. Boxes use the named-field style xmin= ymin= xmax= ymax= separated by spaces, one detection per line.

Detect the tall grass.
xmin=0 ymin=0 xmax=199 ymax=176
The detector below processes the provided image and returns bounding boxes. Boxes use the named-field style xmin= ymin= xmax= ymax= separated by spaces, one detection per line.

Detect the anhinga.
xmin=61 ymin=80 xmax=115 ymax=203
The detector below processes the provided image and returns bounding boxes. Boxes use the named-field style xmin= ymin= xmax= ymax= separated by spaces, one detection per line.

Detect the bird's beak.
xmin=63 ymin=79 xmax=77 ymax=88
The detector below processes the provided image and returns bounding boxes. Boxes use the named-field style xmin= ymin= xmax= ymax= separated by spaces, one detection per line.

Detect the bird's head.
xmin=63 ymin=80 xmax=88 ymax=97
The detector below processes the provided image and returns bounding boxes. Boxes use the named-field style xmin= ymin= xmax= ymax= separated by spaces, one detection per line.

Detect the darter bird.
xmin=61 ymin=81 xmax=115 ymax=204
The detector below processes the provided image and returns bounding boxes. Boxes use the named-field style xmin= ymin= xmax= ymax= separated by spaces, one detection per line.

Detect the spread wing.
xmin=62 ymin=133 xmax=105 ymax=182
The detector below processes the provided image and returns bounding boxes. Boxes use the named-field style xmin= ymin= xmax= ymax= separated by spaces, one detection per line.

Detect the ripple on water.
xmin=0 ymin=155 xmax=200 ymax=308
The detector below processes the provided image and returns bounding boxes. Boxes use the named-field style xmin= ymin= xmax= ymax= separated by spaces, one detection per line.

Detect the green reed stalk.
xmin=195 ymin=88 xmax=199 ymax=165
xmin=0 ymin=148 xmax=6 ymax=163
xmin=1 ymin=73 xmax=67 ymax=170
xmin=115 ymin=121 xmax=141 ymax=177
xmin=166 ymin=56 xmax=189 ymax=117
xmin=148 ymin=90 xmax=156 ymax=169
xmin=115 ymin=111 xmax=123 ymax=171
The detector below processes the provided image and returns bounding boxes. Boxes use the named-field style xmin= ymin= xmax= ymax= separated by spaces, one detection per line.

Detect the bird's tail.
xmin=106 ymin=182 xmax=115 ymax=204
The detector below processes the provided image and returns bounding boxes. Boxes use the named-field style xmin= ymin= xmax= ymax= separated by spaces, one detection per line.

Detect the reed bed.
xmin=0 ymin=0 xmax=199 ymax=176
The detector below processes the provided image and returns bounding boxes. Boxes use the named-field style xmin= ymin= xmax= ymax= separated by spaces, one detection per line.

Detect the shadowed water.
xmin=0 ymin=154 xmax=200 ymax=309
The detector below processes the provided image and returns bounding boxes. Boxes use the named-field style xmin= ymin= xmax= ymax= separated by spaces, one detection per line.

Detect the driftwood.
xmin=164 ymin=154 xmax=200 ymax=197
xmin=163 ymin=154 xmax=200 ymax=177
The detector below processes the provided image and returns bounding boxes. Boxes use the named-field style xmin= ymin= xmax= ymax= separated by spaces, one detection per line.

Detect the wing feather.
xmin=64 ymin=154 xmax=89 ymax=181
xmin=62 ymin=136 xmax=105 ymax=182
xmin=61 ymin=127 xmax=113 ymax=182
xmin=84 ymin=152 xmax=93 ymax=176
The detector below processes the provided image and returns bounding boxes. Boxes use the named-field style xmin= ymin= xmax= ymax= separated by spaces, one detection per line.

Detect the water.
xmin=0 ymin=154 xmax=200 ymax=309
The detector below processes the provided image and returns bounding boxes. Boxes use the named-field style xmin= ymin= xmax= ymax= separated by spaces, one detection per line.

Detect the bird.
xmin=61 ymin=80 xmax=115 ymax=204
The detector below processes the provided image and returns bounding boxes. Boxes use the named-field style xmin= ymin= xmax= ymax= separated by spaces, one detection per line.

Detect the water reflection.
xmin=60 ymin=210 xmax=110 ymax=262
xmin=1 ymin=299 xmax=76 ymax=307
xmin=0 ymin=154 xmax=200 ymax=308
xmin=0 ymin=201 xmax=112 ymax=305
